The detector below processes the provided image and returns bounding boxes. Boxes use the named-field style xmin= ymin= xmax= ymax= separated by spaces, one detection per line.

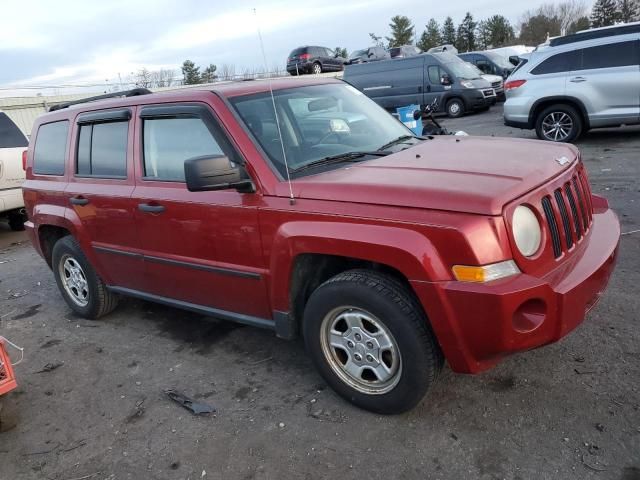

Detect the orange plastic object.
xmin=0 ymin=338 xmax=17 ymax=396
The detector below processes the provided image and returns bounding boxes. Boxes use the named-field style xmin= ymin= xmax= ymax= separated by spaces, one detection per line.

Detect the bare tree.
xmin=150 ymin=69 xmax=176 ymax=88
xmin=557 ymin=0 xmax=589 ymax=34
xmin=219 ymin=64 xmax=236 ymax=81
xmin=134 ymin=68 xmax=152 ymax=88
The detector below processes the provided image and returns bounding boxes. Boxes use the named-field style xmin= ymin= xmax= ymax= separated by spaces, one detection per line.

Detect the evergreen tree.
xmin=618 ymin=0 xmax=640 ymax=22
xmin=567 ymin=16 xmax=591 ymax=33
xmin=201 ymin=64 xmax=217 ymax=83
xmin=476 ymin=21 xmax=491 ymax=50
xmin=333 ymin=47 xmax=348 ymax=58
xmin=591 ymin=0 xmax=619 ymax=27
xmin=485 ymin=15 xmax=515 ymax=47
xmin=456 ymin=12 xmax=477 ymax=52
xmin=441 ymin=16 xmax=457 ymax=45
xmin=386 ymin=15 xmax=415 ymax=47
xmin=181 ymin=60 xmax=201 ymax=85
xmin=417 ymin=18 xmax=442 ymax=51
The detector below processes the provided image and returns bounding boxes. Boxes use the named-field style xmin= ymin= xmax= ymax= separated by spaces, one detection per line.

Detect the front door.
xmin=425 ymin=64 xmax=448 ymax=110
xmin=65 ymin=108 xmax=146 ymax=291
xmin=131 ymin=103 xmax=271 ymax=321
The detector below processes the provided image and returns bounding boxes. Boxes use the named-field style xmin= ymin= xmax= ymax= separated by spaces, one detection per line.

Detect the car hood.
xmin=284 ymin=136 xmax=579 ymax=215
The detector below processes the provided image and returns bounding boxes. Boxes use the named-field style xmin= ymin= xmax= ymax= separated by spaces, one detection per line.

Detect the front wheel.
xmin=535 ymin=104 xmax=582 ymax=142
xmin=303 ymin=270 xmax=443 ymax=414
xmin=52 ymin=236 xmax=118 ymax=319
xmin=446 ymin=98 xmax=465 ymax=118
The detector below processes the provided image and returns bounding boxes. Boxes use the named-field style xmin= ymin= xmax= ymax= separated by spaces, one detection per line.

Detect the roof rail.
xmin=550 ymin=22 xmax=640 ymax=47
xmin=48 ymin=88 xmax=152 ymax=112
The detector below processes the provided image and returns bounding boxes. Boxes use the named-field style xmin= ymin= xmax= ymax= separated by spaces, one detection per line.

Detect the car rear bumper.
xmin=286 ymin=62 xmax=312 ymax=74
xmin=0 ymin=187 xmax=25 ymax=214
xmin=411 ymin=203 xmax=620 ymax=374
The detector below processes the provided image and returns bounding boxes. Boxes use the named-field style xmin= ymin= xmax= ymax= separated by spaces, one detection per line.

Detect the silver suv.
xmin=504 ymin=23 xmax=640 ymax=142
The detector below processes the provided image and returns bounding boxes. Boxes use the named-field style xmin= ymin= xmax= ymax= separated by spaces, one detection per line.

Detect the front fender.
xmin=268 ymin=221 xmax=449 ymax=311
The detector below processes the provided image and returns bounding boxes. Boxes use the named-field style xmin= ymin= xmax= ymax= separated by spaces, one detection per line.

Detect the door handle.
xmin=570 ymin=77 xmax=587 ymax=83
xmin=138 ymin=203 xmax=165 ymax=214
xmin=70 ymin=196 xmax=89 ymax=206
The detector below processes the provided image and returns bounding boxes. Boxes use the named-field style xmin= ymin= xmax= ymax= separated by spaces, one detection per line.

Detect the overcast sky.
xmin=0 ymin=0 xmax=555 ymax=97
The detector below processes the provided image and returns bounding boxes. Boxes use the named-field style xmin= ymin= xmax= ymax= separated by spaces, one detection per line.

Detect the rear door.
xmin=65 ymin=108 xmax=146 ymax=290
xmin=358 ymin=57 xmax=425 ymax=109
xmin=568 ymin=39 xmax=640 ymax=126
xmin=131 ymin=103 xmax=271 ymax=320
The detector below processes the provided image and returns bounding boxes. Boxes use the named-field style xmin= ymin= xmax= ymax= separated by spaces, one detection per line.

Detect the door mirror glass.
xmin=184 ymin=155 xmax=254 ymax=192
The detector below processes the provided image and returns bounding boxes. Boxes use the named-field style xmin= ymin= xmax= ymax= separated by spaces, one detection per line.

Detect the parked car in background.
xmin=347 ymin=46 xmax=390 ymax=64
xmin=466 ymin=63 xmax=505 ymax=101
xmin=388 ymin=45 xmax=421 ymax=59
xmin=458 ymin=51 xmax=515 ymax=79
xmin=22 ymin=80 xmax=619 ymax=414
xmin=0 ymin=112 xmax=28 ymax=231
xmin=287 ymin=46 xmax=345 ymax=75
xmin=504 ymin=22 xmax=640 ymax=142
xmin=344 ymin=52 xmax=495 ymax=117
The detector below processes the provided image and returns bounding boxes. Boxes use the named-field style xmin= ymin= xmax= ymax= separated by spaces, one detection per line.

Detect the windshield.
xmin=231 ymin=83 xmax=415 ymax=177
xmin=485 ymin=52 xmax=514 ymax=70
xmin=445 ymin=61 xmax=482 ymax=80
xmin=350 ymin=49 xmax=367 ymax=59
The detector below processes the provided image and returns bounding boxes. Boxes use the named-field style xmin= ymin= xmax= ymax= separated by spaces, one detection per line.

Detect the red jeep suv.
xmin=22 ymin=78 xmax=619 ymax=413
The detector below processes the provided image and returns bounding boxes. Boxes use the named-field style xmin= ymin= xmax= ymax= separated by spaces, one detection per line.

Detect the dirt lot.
xmin=0 ymin=108 xmax=638 ymax=480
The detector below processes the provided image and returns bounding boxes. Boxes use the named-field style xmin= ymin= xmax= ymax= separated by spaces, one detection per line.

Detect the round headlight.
xmin=512 ymin=205 xmax=542 ymax=257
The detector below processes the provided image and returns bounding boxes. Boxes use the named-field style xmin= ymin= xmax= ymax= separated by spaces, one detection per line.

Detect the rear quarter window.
xmin=0 ymin=112 xmax=28 ymax=148
xmin=33 ymin=120 xmax=69 ymax=175
xmin=531 ymin=51 xmax=579 ymax=75
xmin=580 ymin=41 xmax=639 ymax=70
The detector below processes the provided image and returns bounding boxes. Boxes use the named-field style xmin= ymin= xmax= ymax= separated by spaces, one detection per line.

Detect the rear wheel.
xmin=535 ymin=104 xmax=582 ymax=142
xmin=446 ymin=98 xmax=465 ymax=118
xmin=52 ymin=236 xmax=118 ymax=319
xmin=303 ymin=269 xmax=443 ymax=414
xmin=312 ymin=62 xmax=322 ymax=75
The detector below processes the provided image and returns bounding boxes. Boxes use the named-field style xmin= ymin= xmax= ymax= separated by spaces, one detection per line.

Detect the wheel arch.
xmin=529 ymin=96 xmax=590 ymax=130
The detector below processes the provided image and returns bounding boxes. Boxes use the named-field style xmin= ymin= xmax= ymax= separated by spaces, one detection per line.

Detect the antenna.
xmin=253 ymin=8 xmax=296 ymax=205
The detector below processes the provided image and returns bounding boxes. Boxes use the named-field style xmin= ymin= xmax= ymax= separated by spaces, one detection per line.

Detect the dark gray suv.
xmin=287 ymin=46 xmax=345 ymax=75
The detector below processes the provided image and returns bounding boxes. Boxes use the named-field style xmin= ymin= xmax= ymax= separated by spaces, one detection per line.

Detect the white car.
xmin=0 ymin=111 xmax=28 ymax=230
xmin=466 ymin=63 xmax=505 ymax=101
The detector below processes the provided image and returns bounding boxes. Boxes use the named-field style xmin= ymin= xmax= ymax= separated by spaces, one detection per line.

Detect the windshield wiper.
xmin=377 ymin=135 xmax=419 ymax=151
xmin=290 ymin=151 xmax=390 ymax=174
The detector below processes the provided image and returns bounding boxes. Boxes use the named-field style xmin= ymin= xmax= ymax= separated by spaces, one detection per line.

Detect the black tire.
xmin=8 ymin=212 xmax=26 ymax=231
xmin=312 ymin=62 xmax=322 ymax=75
xmin=303 ymin=269 xmax=443 ymax=414
xmin=446 ymin=98 xmax=465 ymax=118
xmin=52 ymin=236 xmax=118 ymax=319
xmin=535 ymin=104 xmax=583 ymax=143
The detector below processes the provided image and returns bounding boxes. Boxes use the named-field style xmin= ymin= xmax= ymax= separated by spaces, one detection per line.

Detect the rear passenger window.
xmin=0 ymin=113 xmax=27 ymax=148
xmin=76 ymin=122 xmax=128 ymax=177
xmin=580 ymin=41 xmax=638 ymax=70
xmin=33 ymin=121 xmax=69 ymax=175
xmin=143 ymin=117 xmax=224 ymax=182
xmin=531 ymin=51 xmax=579 ymax=75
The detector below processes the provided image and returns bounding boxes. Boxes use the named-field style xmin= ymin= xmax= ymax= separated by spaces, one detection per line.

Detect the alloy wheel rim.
xmin=542 ymin=112 xmax=573 ymax=141
xmin=59 ymin=254 xmax=89 ymax=307
xmin=313 ymin=64 xmax=322 ymax=74
xmin=320 ymin=307 xmax=402 ymax=395
xmin=449 ymin=103 xmax=461 ymax=115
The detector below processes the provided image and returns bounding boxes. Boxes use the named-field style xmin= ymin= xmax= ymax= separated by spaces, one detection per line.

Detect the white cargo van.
xmin=0 ymin=112 xmax=29 ymax=230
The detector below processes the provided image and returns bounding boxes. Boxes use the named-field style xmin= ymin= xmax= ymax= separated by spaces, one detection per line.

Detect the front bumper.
xmin=412 ymin=204 xmax=620 ymax=374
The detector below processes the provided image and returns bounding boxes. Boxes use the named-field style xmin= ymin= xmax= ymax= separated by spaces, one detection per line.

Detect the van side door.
xmin=131 ymin=103 xmax=271 ymax=322
xmin=568 ymin=39 xmax=640 ymax=126
xmin=64 ymin=108 xmax=146 ymax=291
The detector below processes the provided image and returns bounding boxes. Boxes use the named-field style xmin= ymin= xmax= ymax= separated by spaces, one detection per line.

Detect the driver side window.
xmin=143 ymin=116 xmax=223 ymax=182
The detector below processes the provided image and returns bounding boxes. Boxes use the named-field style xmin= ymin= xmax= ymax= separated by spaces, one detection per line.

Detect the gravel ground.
xmin=0 ymin=108 xmax=638 ymax=480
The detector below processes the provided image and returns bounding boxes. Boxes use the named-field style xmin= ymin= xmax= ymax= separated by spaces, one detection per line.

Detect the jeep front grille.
xmin=541 ymin=171 xmax=593 ymax=258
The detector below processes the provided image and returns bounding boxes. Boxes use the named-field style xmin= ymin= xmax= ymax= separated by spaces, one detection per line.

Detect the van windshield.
xmin=350 ymin=49 xmax=367 ymax=59
xmin=485 ymin=52 xmax=514 ymax=70
xmin=445 ymin=62 xmax=483 ymax=80
xmin=231 ymin=83 xmax=418 ymax=178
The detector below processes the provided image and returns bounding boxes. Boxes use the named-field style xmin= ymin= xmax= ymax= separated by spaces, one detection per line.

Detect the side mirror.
xmin=440 ymin=74 xmax=451 ymax=86
xmin=184 ymin=155 xmax=254 ymax=193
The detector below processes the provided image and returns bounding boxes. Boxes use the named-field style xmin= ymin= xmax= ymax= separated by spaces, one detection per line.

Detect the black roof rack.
xmin=48 ymin=88 xmax=152 ymax=112
xmin=550 ymin=22 xmax=640 ymax=47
